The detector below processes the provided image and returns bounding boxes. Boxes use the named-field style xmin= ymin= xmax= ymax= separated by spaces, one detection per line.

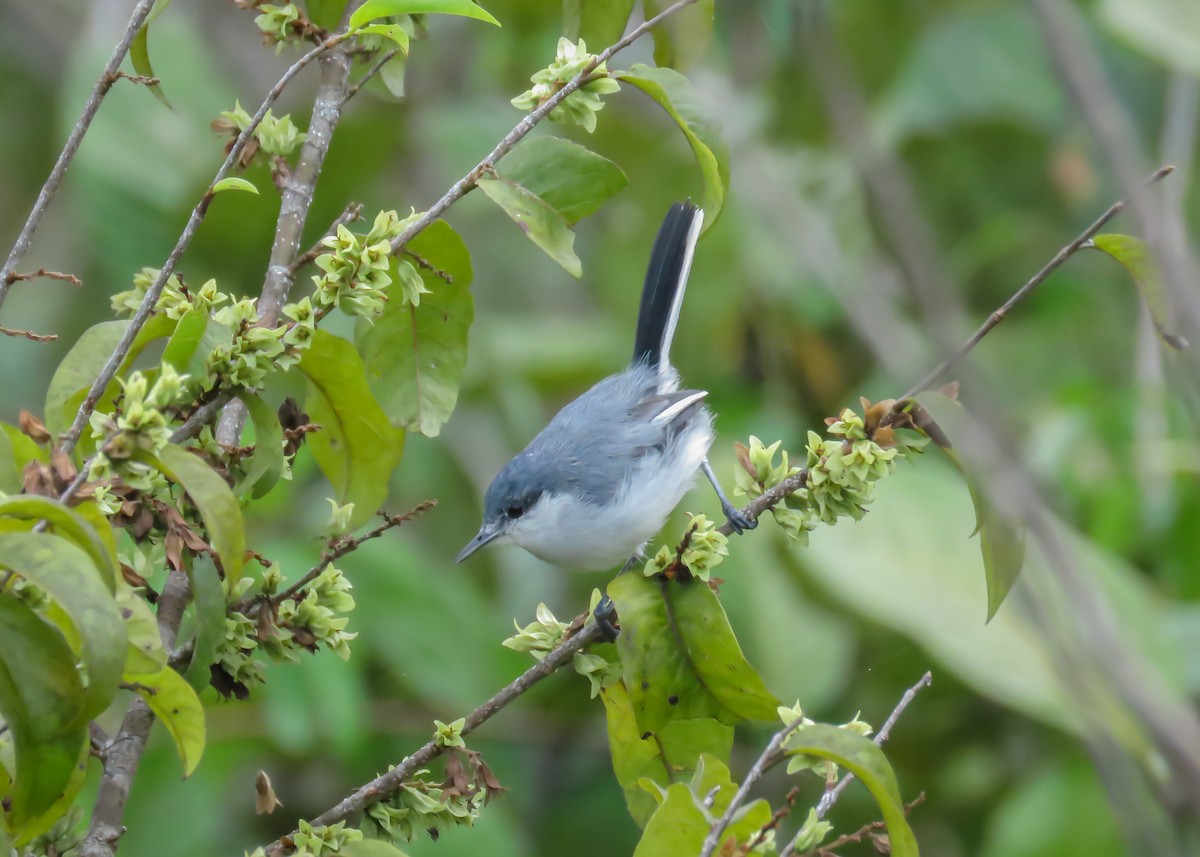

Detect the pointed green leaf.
xmin=0 ymin=595 xmax=88 ymax=827
xmin=477 ymin=176 xmax=582 ymax=277
xmin=378 ymin=52 xmax=408 ymax=97
xmin=306 ymin=0 xmax=349 ymax=28
xmin=125 ymin=665 xmax=205 ymax=776
xmin=130 ymin=11 xmax=172 ymax=109
xmin=357 ymin=22 xmax=411 ymax=50
xmin=915 ymin=392 xmax=1027 ymax=621
xmin=357 ymin=220 xmax=473 ymax=437
xmin=501 ymin=136 xmax=628 ymax=224
xmin=139 ymin=444 xmax=245 ymax=579
xmin=644 ymin=0 xmax=714 ymax=69
xmin=616 ymin=64 xmax=728 ymax=226
xmin=9 ymin=741 xmax=87 ymax=848
xmin=211 ymin=176 xmax=259 ymax=195
xmin=563 ymin=0 xmax=635 ymax=59
xmin=183 ymin=557 xmax=227 ymax=692
xmin=349 ymin=0 xmax=500 ymax=31
xmin=2 ymin=421 xmax=47 ymax=466
xmin=0 ymin=532 xmax=126 ymax=720
xmin=1090 ymin=234 xmax=1188 ymax=349
xmin=234 ymin=392 xmax=285 ymax=498
xmin=161 ymin=309 xmax=210 ymax=373
xmin=787 ymin=724 xmax=920 ymax=857
xmin=300 ymin=330 xmax=405 ymax=529
xmin=116 ymin=584 xmax=167 ymax=675
xmin=633 ymin=782 xmax=709 ymax=856
xmin=0 ymin=495 xmax=118 ymax=590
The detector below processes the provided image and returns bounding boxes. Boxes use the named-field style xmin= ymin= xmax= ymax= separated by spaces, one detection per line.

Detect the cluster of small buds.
xmin=278 ymin=564 xmax=358 ymax=659
xmin=254 ymin=3 xmax=301 ymax=49
xmin=364 ymin=777 xmax=482 ymax=843
xmin=503 ymin=599 xmax=619 ymax=697
xmin=776 ymin=699 xmax=873 ymax=782
xmin=310 ymin=210 xmax=422 ymax=320
xmin=205 ymin=298 xmax=288 ymax=389
xmin=789 ymin=808 xmax=834 ymax=854
xmin=642 ymin=513 xmax=728 ymax=583
xmin=87 ymin=366 xmax=190 ymax=484
xmin=290 ymin=820 xmax=363 ymax=857
xmin=510 ymin=38 xmax=621 ymax=133
xmin=217 ymin=101 xmax=307 ymax=158
xmin=112 ymin=268 xmax=227 ymax=321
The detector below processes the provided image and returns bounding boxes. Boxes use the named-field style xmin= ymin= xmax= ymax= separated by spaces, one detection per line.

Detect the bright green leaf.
xmin=564 ymin=0 xmax=635 ymax=53
xmin=644 ymin=0 xmax=714 ymax=69
xmin=0 ymin=427 xmax=18 ymax=493
xmin=130 ymin=5 xmax=173 ymax=109
xmin=616 ymin=64 xmax=728 ymax=227
xmin=300 ymin=330 xmax=405 ymax=529
xmin=9 ymin=741 xmax=87 ymax=848
xmin=0 ymin=532 xmax=126 ymax=720
xmin=357 ymin=22 xmax=411 ymax=50
xmin=0 ymin=595 xmax=88 ymax=827
xmin=477 ymin=176 xmax=582 ymax=277
xmin=183 ymin=557 xmax=227 ymax=692
xmin=501 ymin=136 xmax=628 ymax=224
xmin=341 ymin=841 xmax=413 ymax=857
xmin=211 ymin=176 xmax=259 ymax=195
xmin=2 ymin=421 xmax=47 ymax=466
xmin=1090 ymin=234 xmax=1188 ymax=350
xmin=161 ymin=309 xmax=209 ymax=373
xmin=632 ymin=782 xmax=708 ymax=856
xmin=786 ymin=724 xmax=920 ymax=857
xmin=116 ymin=584 xmax=167 ymax=675
xmin=306 ymin=0 xmax=349 ymax=28
xmin=125 ymin=665 xmax=205 ymax=776
xmin=349 ymin=0 xmax=500 ymax=31
xmin=357 ymin=220 xmax=473 ymax=438
xmin=234 ymin=392 xmax=286 ymax=498
xmin=378 ymin=52 xmax=407 ymax=97
xmin=0 ymin=495 xmax=118 ymax=590
xmin=139 ymin=444 xmax=245 ymax=579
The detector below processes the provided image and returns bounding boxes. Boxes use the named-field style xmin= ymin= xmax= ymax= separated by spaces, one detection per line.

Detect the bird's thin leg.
xmin=593 ymin=550 xmax=645 ymax=641
xmin=701 ymin=458 xmax=757 ymax=534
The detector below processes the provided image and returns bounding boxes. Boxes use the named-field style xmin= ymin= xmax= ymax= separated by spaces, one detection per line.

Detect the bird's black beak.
xmin=456 ymin=521 xmax=504 ymax=563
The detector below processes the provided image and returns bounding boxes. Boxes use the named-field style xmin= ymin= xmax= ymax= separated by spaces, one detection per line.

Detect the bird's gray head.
xmin=456 ymin=455 xmax=547 ymax=563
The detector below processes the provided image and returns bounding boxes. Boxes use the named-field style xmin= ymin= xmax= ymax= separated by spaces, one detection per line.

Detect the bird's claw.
xmin=593 ymin=594 xmax=620 ymax=642
xmin=722 ymin=503 xmax=757 ymax=534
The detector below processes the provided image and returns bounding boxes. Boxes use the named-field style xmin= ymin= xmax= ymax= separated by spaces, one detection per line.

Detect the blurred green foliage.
xmin=1 ymin=0 xmax=1198 ymax=855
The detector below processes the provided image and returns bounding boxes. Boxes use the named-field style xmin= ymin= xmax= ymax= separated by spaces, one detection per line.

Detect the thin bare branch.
xmin=342 ymin=47 xmax=400 ymax=104
xmin=4 ymin=267 xmax=83 ymax=287
xmin=792 ymin=793 xmax=926 ymax=857
xmin=0 ymin=0 xmax=158 ymax=309
xmin=0 ymin=325 xmax=57 ymax=342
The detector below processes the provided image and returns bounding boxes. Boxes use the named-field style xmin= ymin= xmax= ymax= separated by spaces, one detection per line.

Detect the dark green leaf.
xmin=116 ymin=584 xmax=166 ymax=675
xmin=787 ymin=724 xmax=920 ymax=857
xmin=234 ymin=392 xmax=285 ymax=498
xmin=501 ymin=136 xmax=628 ymax=224
xmin=139 ymin=444 xmax=245 ymax=579
xmin=9 ymin=742 xmax=87 ymax=848
xmin=305 ymin=0 xmax=349 ymax=29
xmin=915 ymin=393 xmax=1027 ymax=621
xmin=0 ymin=426 xmax=18 ymax=493
xmin=182 ymin=557 xmax=227 ymax=692
xmin=349 ymin=0 xmax=500 ymax=31
xmin=644 ymin=0 xmax=714 ymax=69
xmin=130 ymin=7 xmax=173 ymax=109
xmin=0 ymin=595 xmax=88 ymax=827
xmin=616 ymin=64 xmax=728 ymax=226
xmin=0 ymin=532 xmax=126 ymax=720
xmin=124 ymin=664 xmax=205 ymax=776
xmin=300 ymin=330 xmax=405 ymax=528
xmin=563 ymin=0 xmax=635 ymax=53
xmin=1090 ymin=234 xmax=1188 ymax=349
xmin=477 ymin=176 xmax=582 ymax=277
xmin=0 ymin=495 xmax=119 ymax=590
xmin=357 ymin=220 xmax=473 ymax=438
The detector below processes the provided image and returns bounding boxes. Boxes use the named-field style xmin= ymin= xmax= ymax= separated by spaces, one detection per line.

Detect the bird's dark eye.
xmin=505 ymin=505 xmax=524 ymax=519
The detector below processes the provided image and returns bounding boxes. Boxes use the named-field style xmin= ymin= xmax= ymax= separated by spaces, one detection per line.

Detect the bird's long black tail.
xmin=632 ymin=201 xmax=704 ymax=372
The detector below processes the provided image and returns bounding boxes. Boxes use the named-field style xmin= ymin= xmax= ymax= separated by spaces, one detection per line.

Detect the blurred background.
xmin=1 ymin=0 xmax=1199 ymax=855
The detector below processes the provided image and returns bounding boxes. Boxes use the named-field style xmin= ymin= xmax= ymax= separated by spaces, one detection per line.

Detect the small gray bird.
xmin=457 ymin=201 xmax=753 ymax=575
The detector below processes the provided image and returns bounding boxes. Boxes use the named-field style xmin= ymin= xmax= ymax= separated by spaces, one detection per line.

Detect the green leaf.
xmin=0 ymin=532 xmax=126 ymax=720
xmin=616 ymin=64 xmax=728 ymax=227
xmin=632 ymin=782 xmax=708 ymax=856
xmin=161 ymin=309 xmax=210 ymax=373
xmin=501 ymin=136 xmax=628 ymax=224
xmin=300 ymin=331 xmax=405 ymax=529
xmin=786 ymin=724 xmax=920 ymax=857
xmin=601 ymin=679 xmax=732 ymax=827
xmin=116 ymin=584 xmax=167 ymax=675
xmin=644 ymin=0 xmax=714 ymax=69
xmin=234 ymin=392 xmax=285 ymax=498
xmin=1090 ymin=234 xmax=1188 ymax=350
xmin=341 ymin=841 xmax=413 ymax=857
xmin=9 ymin=741 xmax=87 ymax=848
xmin=357 ymin=22 xmax=411 ymax=50
xmin=0 ymin=495 xmax=119 ymax=590
xmin=182 ymin=557 xmax=227 ymax=692
xmin=1099 ymin=0 xmax=1200 ymax=76
xmin=0 ymin=595 xmax=88 ymax=827
xmin=306 ymin=0 xmax=349 ymax=29
xmin=563 ymin=0 xmax=635 ymax=52
xmin=477 ymin=176 xmax=582 ymax=277
xmin=357 ymin=220 xmax=473 ymax=438
xmin=139 ymin=444 xmax=245 ymax=579
xmin=378 ymin=52 xmax=407 ymax=97
xmin=915 ymin=393 xmax=1027 ymax=621
xmin=125 ymin=665 xmax=205 ymax=776
xmin=0 ymin=426 xmax=19 ymax=493
xmin=130 ymin=0 xmax=173 ymax=109
xmin=211 ymin=176 xmax=259 ymax=195
xmin=349 ymin=0 xmax=500 ymax=31
xmin=608 ymin=574 xmax=779 ymax=735
xmin=2 ymin=421 xmax=47 ymax=466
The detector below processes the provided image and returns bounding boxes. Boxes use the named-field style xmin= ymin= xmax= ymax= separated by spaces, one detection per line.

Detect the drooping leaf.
xmin=9 ymin=742 xmax=87 ymax=848
xmin=357 ymin=220 xmax=473 ymax=438
xmin=306 ymin=0 xmax=349 ymax=29
xmin=0 ymin=495 xmax=118 ymax=590
xmin=601 ymin=679 xmax=732 ymax=827
xmin=2 ymin=421 xmax=47 ymax=467
xmin=0 ymin=532 xmax=126 ymax=720
xmin=115 ymin=584 xmax=167 ymax=675
xmin=349 ymin=0 xmax=500 ymax=31
xmin=300 ymin=330 xmax=405 ymax=529
xmin=378 ymin=53 xmax=408 ymax=97
xmin=234 ymin=392 xmax=286 ymax=498
xmin=563 ymin=0 xmax=635 ymax=54
xmin=501 ymin=136 xmax=628 ymax=224
xmin=0 ymin=595 xmax=88 ymax=827
xmin=161 ymin=309 xmax=210 ymax=373
xmin=643 ymin=0 xmax=714 ymax=69
xmin=616 ymin=64 xmax=728 ymax=226
xmin=125 ymin=665 xmax=205 ymax=776
xmin=138 ymin=444 xmax=245 ymax=579
xmin=477 ymin=176 xmax=582 ymax=277
xmin=357 ymin=22 xmax=411 ymax=50
xmin=915 ymin=393 xmax=1027 ymax=621
xmin=129 ymin=0 xmax=174 ymax=108
xmin=786 ymin=724 xmax=920 ymax=857
xmin=211 ymin=176 xmax=259 ymax=195
xmin=72 ymin=499 xmax=120 ymax=579
xmin=182 ymin=557 xmax=227 ymax=692
xmin=1090 ymin=234 xmax=1188 ymax=349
